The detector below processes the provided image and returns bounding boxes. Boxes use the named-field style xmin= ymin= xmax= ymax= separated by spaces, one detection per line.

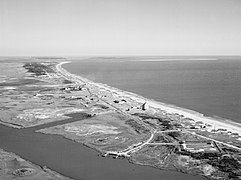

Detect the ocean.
xmin=63 ymin=58 xmax=241 ymax=123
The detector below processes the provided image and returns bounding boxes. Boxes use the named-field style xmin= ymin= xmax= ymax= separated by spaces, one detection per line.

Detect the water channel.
xmin=0 ymin=113 xmax=204 ymax=180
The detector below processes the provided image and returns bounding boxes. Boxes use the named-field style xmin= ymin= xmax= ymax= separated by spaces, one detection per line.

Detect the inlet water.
xmin=0 ymin=113 xmax=204 ymax=180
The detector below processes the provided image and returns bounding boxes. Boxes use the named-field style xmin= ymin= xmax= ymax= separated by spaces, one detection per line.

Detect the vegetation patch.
xmin=23 ymin=63 xmax=54 ymax=76
xmin=125 ymin=119 xmax=149 ymax=134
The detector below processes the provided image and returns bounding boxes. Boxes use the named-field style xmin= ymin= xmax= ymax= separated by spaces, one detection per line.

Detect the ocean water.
xmin=63 ymin=58 xmax=241 ymax=123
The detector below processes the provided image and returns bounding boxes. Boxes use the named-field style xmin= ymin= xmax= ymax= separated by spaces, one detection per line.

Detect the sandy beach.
xmin=57 ymin=61 xmax=241 ymax=136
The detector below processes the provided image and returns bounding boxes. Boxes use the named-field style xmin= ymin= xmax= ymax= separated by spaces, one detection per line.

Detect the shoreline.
xmin=37 ymin=125 xmax=197 ymax=179
xmin=58 ymin=61 xmax=241 ymax=136
xmin=1 ymin=59 xmax=239 ymax=180
xmin=0 ymin=122 xmax=203 ymax=180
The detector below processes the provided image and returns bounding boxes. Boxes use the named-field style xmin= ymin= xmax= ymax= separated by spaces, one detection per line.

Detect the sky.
xmin=0 ymin=0 xmax=241 ymax=56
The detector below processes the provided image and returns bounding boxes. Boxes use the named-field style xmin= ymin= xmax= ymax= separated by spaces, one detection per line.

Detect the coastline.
xmin=58 ymin=61 xmax=241 ymax=136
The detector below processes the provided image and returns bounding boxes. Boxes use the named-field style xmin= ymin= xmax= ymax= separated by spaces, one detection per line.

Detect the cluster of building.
xmin=60 ymin=85 xmax=82 ymax=91
xmin=179 ymin=140 xmax=218 ymax=153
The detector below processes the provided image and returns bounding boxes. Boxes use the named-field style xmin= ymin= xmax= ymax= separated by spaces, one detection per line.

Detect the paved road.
xmin=124 ymin=132 xmax=155 ymax=154
xmin=148 ymin=142 xmax=177 ymax=146
xmin=156 ymin=130 xmax=181 ymax=133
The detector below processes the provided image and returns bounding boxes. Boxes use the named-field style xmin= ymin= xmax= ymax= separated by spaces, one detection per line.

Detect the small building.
xmin=217 ymin=128 xmax=227 ymax=132
xmin=179 ymin=141 xmax=216 ymax=153
xmin=231 ymin=133 xmax=239 ymax=138
xmin=180 ymin=141 xmax=187 ymax=150
xmin=141 ymin=102 xmax=149 ymax=111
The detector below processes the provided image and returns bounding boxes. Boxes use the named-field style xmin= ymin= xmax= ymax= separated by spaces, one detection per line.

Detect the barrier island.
xmin=0 ymin=57 xmax=241 ymax=180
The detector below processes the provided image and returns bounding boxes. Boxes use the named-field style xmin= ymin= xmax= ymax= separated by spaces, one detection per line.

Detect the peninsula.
xmin=0 ymin=57 xmax=241 ymax=180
